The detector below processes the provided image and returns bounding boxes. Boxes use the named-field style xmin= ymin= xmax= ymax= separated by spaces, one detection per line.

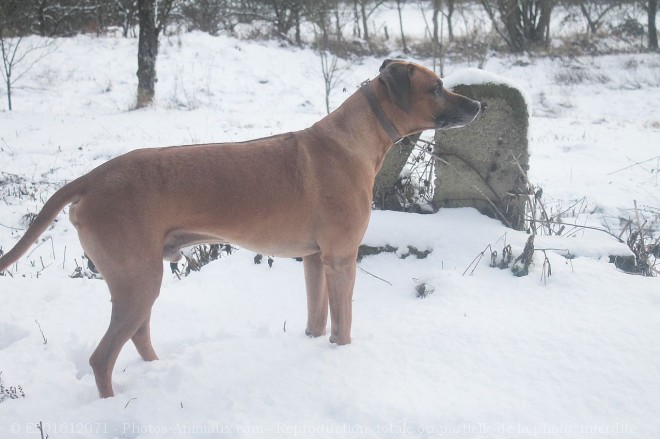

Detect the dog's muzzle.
xmin=435 ymin=98 xmax=481 ymax=130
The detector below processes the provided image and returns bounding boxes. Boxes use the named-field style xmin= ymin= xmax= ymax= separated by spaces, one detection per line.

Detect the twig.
xmin=540 ymin=250 xmax=552 ymax=285
xmin=634 ymin=200 xmax=645 ymax=245
xmin=554 ymin=196 xmax=588 ymax=225
xmin=34 ymin=319 xmax=47 ymax=346
xmin=0 ymin=222 xmax=23 ymax=230
xmin=520 ymin=215 xmax=624 ymax=243
xmin=463 ymin=244 xmax=494 ymax=276
xmin=633 ymin=200 xmax=650 ymax=273
xmin=36 ymin=421 xmax=46 ymax=439
xmin=508 ymin=151 xmax=557 ymax=235
xmin=124 ymin=397 xmax=138 ymax=409
xmin=607 ymin=155 xmax=660 ymax=175
xmin=536 ymin=247 xmax=572 ymax=255
xmin=26 ymin=236 xmax=52 ymax=259
xmin=358 ymin=266 xmax=392 ymax=286
xmin=418 ymin=138 xmax=503 ymax=204
xmin=472 ymin=184 xmax=513 ymax=228
xmin=618 ymin=219 xmax=632 ymax=239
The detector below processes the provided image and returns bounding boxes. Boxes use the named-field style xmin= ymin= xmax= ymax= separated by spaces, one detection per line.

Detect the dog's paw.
xmin=305 ymin=327 xmax=326 ymax=338
xmin=329 ymin=334 xmax=351 ymax=345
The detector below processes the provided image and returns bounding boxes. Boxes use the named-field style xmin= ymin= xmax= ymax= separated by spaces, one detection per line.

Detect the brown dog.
xmin=0 ymin=60 xmax=480 ymax=398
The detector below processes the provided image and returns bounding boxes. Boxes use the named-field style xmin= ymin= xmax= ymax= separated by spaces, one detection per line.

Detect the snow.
xmin=1 ymin=22 xmax=660 ymax=439
xmin=442 ymin=68 xmax=533 ymax=115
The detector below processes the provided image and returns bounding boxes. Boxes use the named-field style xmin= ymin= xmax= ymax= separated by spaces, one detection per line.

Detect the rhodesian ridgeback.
xmin=0 ymin=60 xmax=480 ymax=398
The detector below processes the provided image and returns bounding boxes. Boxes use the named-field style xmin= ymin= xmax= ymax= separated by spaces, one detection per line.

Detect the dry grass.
xmin=171 ymin=244 xmax=236 ymax=278
xmin=0 ymin=372 xmax=25 ymax=403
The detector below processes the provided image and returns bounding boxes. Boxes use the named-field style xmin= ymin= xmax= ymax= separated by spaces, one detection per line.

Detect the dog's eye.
xmin=433 ymin=83 xmax=443 ymax=96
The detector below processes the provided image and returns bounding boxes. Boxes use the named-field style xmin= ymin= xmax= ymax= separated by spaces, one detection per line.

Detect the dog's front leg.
xmin=323 ymin=254 xmax=357 ymax=345
xmin=303 ymin=252 xmax=328 ymax=337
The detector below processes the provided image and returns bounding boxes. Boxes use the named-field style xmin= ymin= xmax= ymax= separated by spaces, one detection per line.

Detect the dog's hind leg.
xmin=303 ymin=252 xmax=328 ymax=337
xmin=131 ymin=309 xmax=158 ymax=361
xmin=88 ymin=259 xmax=163 ymax=398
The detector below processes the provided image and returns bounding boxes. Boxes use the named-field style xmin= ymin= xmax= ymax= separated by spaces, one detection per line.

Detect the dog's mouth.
xmin=435 ymin=98 xmax=481 ymax=130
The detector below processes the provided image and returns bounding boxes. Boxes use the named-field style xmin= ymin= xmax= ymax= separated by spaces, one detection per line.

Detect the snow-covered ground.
xmin=1 ymin=26 xmax=659 ymax=439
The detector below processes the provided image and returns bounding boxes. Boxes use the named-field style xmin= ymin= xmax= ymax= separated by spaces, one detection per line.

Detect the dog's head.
xmin=378 ymin=59 xmax=481 ymax=134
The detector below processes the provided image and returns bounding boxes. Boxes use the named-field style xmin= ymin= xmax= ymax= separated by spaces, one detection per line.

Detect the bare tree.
xmin=352 ymin=0 xmax=361 ymax=37
xmin=396 ymin=0 xmax=408 ymax=53
xmin=416 ymin=0 xmax=444 ymax=73
xmin=446 ymin=0 xmax=455 ymax=41
xmin=32 ymin=0 xmax=100 ymax=36
xmin=136 ymin=0 xmax=174 ymax=108
xmin=0 ymin=37 xmax=54 ymax=111
xmin=307 ymin=1 xmax=346 ymax=110
xmin=332 ymin=0 xmax=344 ymax=43
xmin=0 ymin=1 xmax=54 ymax=111
xmin=304 ymin=0 xmax=331 ymax=47
xmin=430 ymin=0 xmax=441 ymax=44
xmin=269 ymin=0 xmax=302 ymax=41
xmin=114 ymin=0 xmax=139 ymax=37
xmin=136 ymin=0 xmax=157 ymax=107
xmin=580 ymin=0 xmax=619 ymax=34
xmin=304 ymin=0 xmax=350 ymax=53
xmin=179 ymin=0 xmax=254 ymax=36
xmin=480 ymin=0 xmax=554 ymax=52
xmin=355 ymin=0 xmax=386 ymax=49
xmin=430 ymin=0 xmax=444 ymax=74
xmin=645 ymin=0 xmax=658 ymax=49
xmin=319 ymin=50 xmax=345 ymax=114
xmin=561 ymin=0 xmax=619 ymax=35
xmin=3 ymin=0 xmax=139 ymax=38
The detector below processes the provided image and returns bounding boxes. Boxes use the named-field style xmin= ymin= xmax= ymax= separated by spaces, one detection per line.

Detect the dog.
xmin=0 ymin=60 xmax=480 ymax=398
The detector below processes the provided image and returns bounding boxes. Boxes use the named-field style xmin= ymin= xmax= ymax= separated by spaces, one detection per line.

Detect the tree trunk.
xmin=353 ymin=0 xmax=361 ymax=37
xmin=334 ymin=3 xmax=343 ymax=42
xmin=37 ymin=0 xmax=47 ymax=37
xmin=396 ymin=0 xmax=408 ymax=53
xmin=532 ymin=0 xmax=552 ymax=44
xmin=579 ymin=3 xmax=597 ymax=34
xmin=446 ymin=0 xmax=455 ymax=41
xmin=491 ymin=0 xmax=552 ymax=52
xmin=136 ymin=0 xmax=158 ymax=108
xmin=432 ymin=0 xmax=440 ymax=44
xmin=360 ymin=1 xmax=370 ymax=45
xmin=431 ymin=0 xmax=443 ymax=73
xmin=294 ymin=7 xmax=301 ymax=45
xmin=498 ymin=0 xmax=525 ymax=52
xmin=4 ymin=69 xmax=11 ymax=111
xmin=649 ymin=0 xmax=658 ymax=50
xmin=0 ymin=35 xmax=16 ymax=111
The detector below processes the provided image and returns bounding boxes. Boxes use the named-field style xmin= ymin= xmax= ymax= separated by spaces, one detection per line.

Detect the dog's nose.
xmin=465 ymin=98 xmax=481 ymax=117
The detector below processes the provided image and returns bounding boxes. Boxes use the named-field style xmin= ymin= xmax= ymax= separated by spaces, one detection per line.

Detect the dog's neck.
xmin=360 ymin=80 xmax=401 ymax=143
xmin=309 ymin=81 xmax=403 ymax=175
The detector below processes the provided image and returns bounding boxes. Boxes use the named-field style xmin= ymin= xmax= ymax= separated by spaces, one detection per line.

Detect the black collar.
xmin=360 ymin=80 xmax=401 ymax=142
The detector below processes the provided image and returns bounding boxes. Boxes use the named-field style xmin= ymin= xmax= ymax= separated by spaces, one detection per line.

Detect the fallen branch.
xmin=358 ymin=266 xmax=392 ymax=286
xmin=607 ymin=155 xmax=660 ymax=175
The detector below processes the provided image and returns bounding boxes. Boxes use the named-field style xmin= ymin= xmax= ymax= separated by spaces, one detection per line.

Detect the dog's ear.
xmin=379 ymin=61 xmax=412 ymax=113
xmin=379 ymin=59 xmax=397 ymax=72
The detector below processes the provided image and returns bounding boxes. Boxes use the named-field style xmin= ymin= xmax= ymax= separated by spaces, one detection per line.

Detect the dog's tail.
xmin=0 ymin=178 xmax=84 ymax=273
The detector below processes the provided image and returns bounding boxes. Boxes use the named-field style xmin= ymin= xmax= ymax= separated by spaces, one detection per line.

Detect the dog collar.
xmin=360 ymin=80 xmax=402 ymax=143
